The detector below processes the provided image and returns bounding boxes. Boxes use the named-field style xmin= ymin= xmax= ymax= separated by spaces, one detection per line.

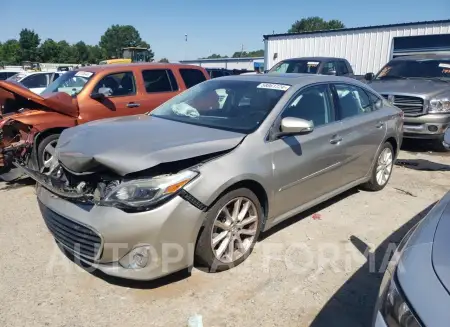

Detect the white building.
xmin=179 ymin=57 xmax=264 ymax=71
xmin=264 ymin=19 xmax=450 ymax=75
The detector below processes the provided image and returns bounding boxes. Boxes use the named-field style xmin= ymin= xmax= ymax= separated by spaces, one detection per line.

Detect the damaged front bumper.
xmin=20 ymin=162 xmax=207 ymax=281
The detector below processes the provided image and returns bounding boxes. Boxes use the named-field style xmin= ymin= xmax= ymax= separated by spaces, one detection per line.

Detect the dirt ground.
xmin=1 ymin=146 xmax=450 ymax=327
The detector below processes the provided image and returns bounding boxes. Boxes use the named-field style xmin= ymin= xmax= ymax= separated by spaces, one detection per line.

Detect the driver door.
xmin=269 ymin=84 xmax=346 ymax=219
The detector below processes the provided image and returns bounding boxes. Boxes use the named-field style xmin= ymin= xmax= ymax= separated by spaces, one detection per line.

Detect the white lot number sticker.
xmin=439 ymin=63 xmax=450 ymax=69
xmin=307 ymin=61 xmax=320 ymax=66
xmin=75 ymin=71 xmax=93 ymax=78
xmin=257 ymin=83 xmax=290 ymax=91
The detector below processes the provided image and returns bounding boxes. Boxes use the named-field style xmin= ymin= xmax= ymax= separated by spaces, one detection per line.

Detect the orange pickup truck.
xmin=0 ymin=63 xmax=210 ymax=181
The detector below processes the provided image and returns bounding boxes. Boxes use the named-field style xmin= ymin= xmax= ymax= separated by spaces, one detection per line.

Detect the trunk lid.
xmin=0 ymin=80 xmax=79 ymax=118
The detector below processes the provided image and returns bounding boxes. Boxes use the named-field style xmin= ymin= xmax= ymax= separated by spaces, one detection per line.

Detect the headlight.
xmin=429 ymin=98 xmax=450 ymax=113
xmin=102 ymin=170 xmax=198 ymax=209
xmin=381 ymin=277 xmax=422 ymax=327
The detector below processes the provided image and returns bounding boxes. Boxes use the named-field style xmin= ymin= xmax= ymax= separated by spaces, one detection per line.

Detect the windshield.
xmin=150 ymin=79 xmax=289 ymax=133
xmin=41 ymin=70 xmax=94 ymax=96
xmin=376 ymin=59 xmax=450 ymax=80
xmin=269 ymin=60 xmax=321 ymax=74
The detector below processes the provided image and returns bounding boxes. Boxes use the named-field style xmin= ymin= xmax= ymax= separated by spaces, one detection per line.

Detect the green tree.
xmin=39 ymin=39 xmax=59 ymax=62
xmin=158 ymin=58 xmax=169 ymax=63
xmin=99 ymin=24 xmax=153 ymax=58
xmin=232 ymin=49 xmax=264 ymax=58
xmin=87 ymin=45 xmax=105 ymax=64
xmin=288 ymin=17 xmax=345 ymax=33
xmin=1 ymin=39 xmax=21 ymax=64
xmin=203 ymin=53 xmax=228 ymax=59
xmin=19 ymin=28 xmax=41 ymax=62
xmin=57 ymin=40 xmax=75 ymax=63
xmin=74 ymin=41 xmax=89 ymax=63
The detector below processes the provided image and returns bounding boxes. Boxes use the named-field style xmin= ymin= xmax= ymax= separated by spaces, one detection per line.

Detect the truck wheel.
xmin=195 ymin=188 xmax=264 ymax=272
xmin=361 ymin=142 xmax=394 ymax=192
xmin=37 ymin=134 xmax=60 ymax=174
xmin=433 ymin=135 xmax=450 ymax=152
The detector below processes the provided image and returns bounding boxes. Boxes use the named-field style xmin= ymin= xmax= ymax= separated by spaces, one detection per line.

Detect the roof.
xmin=264 ymin=19 xmax=450 ymax=39
xmin=219 ymin=73 xmax=363 ymax=86
xmin=180 ymin=57 xmax=264 ymax=63
xmin=280 ymin=56 xmax=345 ymax=61
xmin=392 ymin=54 xmax=450 ymax=61
xmin=75 ymin=62 xmax=206 ymax=73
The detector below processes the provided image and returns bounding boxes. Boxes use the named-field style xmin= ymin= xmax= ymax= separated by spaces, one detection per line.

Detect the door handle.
xmin=127 ymin=102 xmax=140 ymax=108
xmin=330 ymin=135 xmax=343 ymax=144
xmin=376 ymin=121 xmax=384 ymax=128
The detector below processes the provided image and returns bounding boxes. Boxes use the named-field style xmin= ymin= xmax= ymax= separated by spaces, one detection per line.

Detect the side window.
xmin=282 ymin=84 xmax=334 ymax=128
xmin=53 ymin=73 xmax=61 ymax=81
xmin=94 ymin=72 xmax=136 ymax=97
xmin=0 ymin=72 xmax=7 ymax=80
xmin=21 ymin=74 xmax=48 ymax=88
xmin=336 ymin=61 xmax=349 ymax=75
xmin=142 ymin=69 xmax=177 ymax=93
xmin=321 ymin=62 xmax=337 ymax=75
xmin=334 ymin=84 xmax=373 ymax=119
xmin=179 ymin=69 xmax=207 ymax=88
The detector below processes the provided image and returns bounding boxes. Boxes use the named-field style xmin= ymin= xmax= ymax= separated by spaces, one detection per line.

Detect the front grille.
xmin=39 ymin=201 xmax=102 ymax=259
xmin=382 ymin=94 xmax=424 ymax=115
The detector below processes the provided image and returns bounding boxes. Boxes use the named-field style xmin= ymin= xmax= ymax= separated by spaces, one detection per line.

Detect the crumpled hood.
xmin=0 ymin=80 xmax=79 ymax=117
xmin=56 ymin=115 xmax=245 ymax=176
xmin=432 ymin=194 xmax=450 ymax=294
xmin=368 ymin=79 xmax=450 ymax=98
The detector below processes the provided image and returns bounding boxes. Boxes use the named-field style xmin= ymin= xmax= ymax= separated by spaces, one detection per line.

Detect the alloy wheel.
xmin=41 ymin=140 xmax=59 ymax=175
xmin=210 ymin=197 xmax=259 ymax=263
xmin=376 ymin=147 xmax=393 ymax=186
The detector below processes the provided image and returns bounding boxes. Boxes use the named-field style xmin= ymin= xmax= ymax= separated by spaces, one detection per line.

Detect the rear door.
xmin=138 ymin=68 xmax=181 ymax=114
xmin=330 ymin=83 xmax=387 ymax=185
xmin=270 ymin=83 xmax=347 ymax=218
xmin=178 ymin=68 xmax=208 ymax=89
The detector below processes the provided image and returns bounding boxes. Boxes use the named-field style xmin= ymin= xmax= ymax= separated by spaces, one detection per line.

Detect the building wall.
xmin=265 ymin=21 xmax=450 ymax=75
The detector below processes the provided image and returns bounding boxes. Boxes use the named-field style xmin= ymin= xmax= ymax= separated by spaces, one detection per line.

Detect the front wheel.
xmin=195 ymin=188 xmax=264 ymax=272
xmin=37 ymin=134 xmax=60 ymax=174
xmin=361 ymin=142 xmax=394 ymax=192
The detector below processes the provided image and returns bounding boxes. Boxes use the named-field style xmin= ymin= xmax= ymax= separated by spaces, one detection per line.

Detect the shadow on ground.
xmin=309 ymin=202 xmax=436 ymax=327
xmin=395 ymin=158 xmax=450 ymax=171
xmin=0 ymin=177 xmax=35 ymax=191
xmin=260 ymin=187 xmax=360 ymax=241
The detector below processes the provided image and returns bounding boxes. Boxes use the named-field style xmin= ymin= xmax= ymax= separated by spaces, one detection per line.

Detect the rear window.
xmin=142 ymin=69 xmax=178 ymax=93
xmin=179 ymin=69 xmax=207 ymax=88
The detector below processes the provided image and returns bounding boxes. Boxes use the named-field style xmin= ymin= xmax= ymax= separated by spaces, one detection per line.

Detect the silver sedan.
xmin=21 ymin=74 xmax=403 ymax=280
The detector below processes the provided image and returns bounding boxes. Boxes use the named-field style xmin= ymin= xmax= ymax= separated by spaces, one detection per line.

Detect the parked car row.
xmin=0 ymin=54 xmax=447 ymax=327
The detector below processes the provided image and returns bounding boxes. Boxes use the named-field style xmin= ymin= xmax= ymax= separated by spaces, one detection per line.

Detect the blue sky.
xmin=2 ymin=0 xmax=450 ymax=62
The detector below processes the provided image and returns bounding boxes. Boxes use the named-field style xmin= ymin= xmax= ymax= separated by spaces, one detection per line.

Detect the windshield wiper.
xmin=378 ymin=75 xmax=408 ymax=80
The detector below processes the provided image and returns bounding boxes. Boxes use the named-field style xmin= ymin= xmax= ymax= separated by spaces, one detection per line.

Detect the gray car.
xmin=365 ymin=54 xmax=450 ymax=150
xmin=373 ymin=191 xmax=450 ymax=327
xmin=20 ymin=74 xmax=403 ymax=281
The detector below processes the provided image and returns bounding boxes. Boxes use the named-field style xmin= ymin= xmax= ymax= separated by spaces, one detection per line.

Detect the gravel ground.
xmin=1 ymin=148 xmax=450 ymax=327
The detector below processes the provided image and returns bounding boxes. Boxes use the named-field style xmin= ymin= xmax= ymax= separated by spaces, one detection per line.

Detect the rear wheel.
xmin=361 ymin=142 xmax=394 ymax=191
xmin=37 ymin=134 xmax=60 ymax=174
xmin=432 ymin=135 xmax=450 ymax=152
xmin=195 ymin=188 xmax=263 ymax=272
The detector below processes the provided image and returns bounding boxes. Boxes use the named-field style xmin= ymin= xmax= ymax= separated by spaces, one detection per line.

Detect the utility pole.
xmin=239 ymin=44 xmax=244 ymax=58
xmin=184 ymin=34 xmax=188 ymax=60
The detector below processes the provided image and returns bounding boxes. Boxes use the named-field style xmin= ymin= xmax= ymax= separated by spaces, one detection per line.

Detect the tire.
xmin=195 ymin=188 xmax=264 ymax=272
xmin=37 ymin=134 xmax=60 ymax=173
xmin=432 ymin=135 xmax=450 ymax=152
xmin=361 ymin=142 xmax=394 ymax=192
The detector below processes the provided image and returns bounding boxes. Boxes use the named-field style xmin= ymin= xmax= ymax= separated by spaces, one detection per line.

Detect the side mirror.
xmin=264 ymin=70 xmax=269 ymax=74
xmin=375 ymin=98 xmax=383 ymax=110
xmin=275 ymin=117 xmax=314 ymax=138
xmin=90 ymin=92 xmax=105 ymax=100
xmin=365 ymin=72 xmax=375 ymax=81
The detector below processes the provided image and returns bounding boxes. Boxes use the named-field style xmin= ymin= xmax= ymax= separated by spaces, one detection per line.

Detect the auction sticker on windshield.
xmin=439 ymin=63 xmax=450 ymax=69
xmin=75 ymin=71 xmax=93 ymax=78
xmin=307 ymin=61 xmax=320 ymax=66
xmin=257 ymin=83 xmax=290 ymax=91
